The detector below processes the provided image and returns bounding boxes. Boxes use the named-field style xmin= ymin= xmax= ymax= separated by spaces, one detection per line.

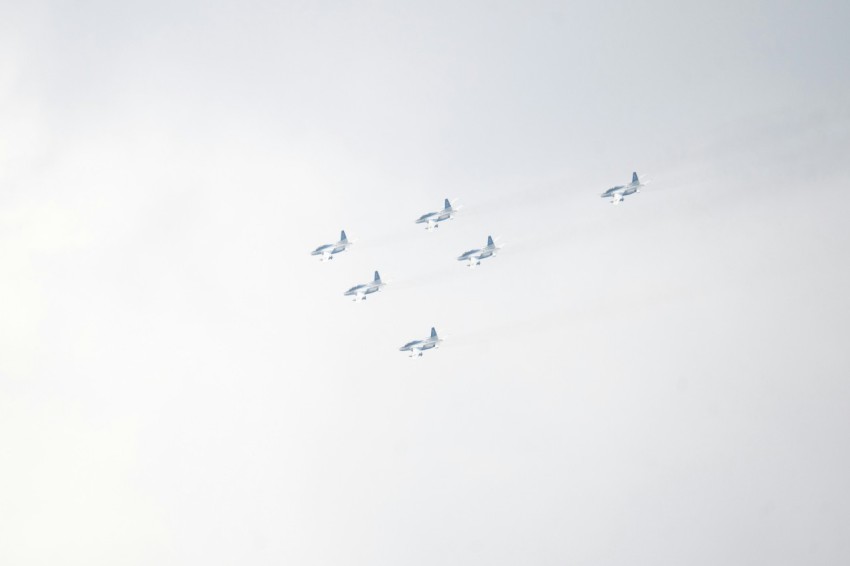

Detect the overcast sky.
xmin=2 ymin=1 xmax=850 ymax=564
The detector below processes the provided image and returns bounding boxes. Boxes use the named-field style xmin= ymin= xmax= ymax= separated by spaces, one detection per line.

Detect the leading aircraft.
xmin=601 ymin=172 xmax=644 ymax=205
xmin=344 ymin=271 xmax=385 ymax=301
xmin=399 ymin=327 xmax=442 ymax=358
xmin=415 ymin=199 xmax=459 ymax=230
xmin=311 ymin=230 xmax=352 ymax=261
xmin=457 ymin=235 xmax=501 ymax=267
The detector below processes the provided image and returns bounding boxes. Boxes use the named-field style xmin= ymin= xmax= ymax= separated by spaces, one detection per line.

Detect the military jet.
xmin=415 ymin=199 xmax=459 ymax=230
xmin=344 ymin=271 xmax=385 ymax=301
xmin=311 ymin=230 xmax=352 ymax=261
xmin=399 ymin=327 xmax=442 ymax=357
xmin=457 ymin=235 xmax=500 ymax=267
xmin=601 ymin=172 xmax=644 ymax=205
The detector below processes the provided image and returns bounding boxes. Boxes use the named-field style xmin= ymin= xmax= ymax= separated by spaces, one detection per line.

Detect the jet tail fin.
xmin=374 ymin=271 xmax=381 ymax=282
xmin=340 ymin=230 xmax=348 ymax=243
xmin=632 ymin=172 xmax=639 ymax=184
xmin=430 ymin=327 xmax=438 ymax=338
xmin=444 ymin=198 xmax=451 ymax=210
xmin=487 ymin=235 xmax=494 ymax=247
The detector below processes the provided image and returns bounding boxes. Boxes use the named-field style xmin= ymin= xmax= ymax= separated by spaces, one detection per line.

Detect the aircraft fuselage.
xmin=416 ymin=210 xmax=452 ymax=225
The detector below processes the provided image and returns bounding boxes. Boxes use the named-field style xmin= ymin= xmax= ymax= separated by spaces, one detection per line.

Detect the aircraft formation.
xmin=311 ymin=173 xmax=645 ymax=357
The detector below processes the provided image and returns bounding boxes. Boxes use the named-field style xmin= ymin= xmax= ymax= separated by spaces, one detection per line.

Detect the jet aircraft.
xmin=399 ymin=327 xmax=442 ymax=357
xmin=457 ymin=235 xmax=500 ymax=267
xmin=415 ymin=199 xmax=459 ymax=230
xmin=344 ymin=271 xmax=385 ymax=301
xmin=601 ymin=172 xmax=644 ymax=205
xmin=311 ymin=230 xmax=352 ymax=261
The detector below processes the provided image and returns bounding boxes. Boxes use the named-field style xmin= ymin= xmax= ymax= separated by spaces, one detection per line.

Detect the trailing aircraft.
xmin=415 ymin=199 xmax=459 ymax=230
xmin=457 ymin=235 xmax=500 ymax=267
xmin=399 ymin=327 xmax=442 ymax=357
xmin=344 ymin=271 xmax=385 ymax=301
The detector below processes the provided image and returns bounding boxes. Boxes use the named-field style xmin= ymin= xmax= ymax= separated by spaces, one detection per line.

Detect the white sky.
xmin=2 ymin=1 xmax=850 ymax=564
